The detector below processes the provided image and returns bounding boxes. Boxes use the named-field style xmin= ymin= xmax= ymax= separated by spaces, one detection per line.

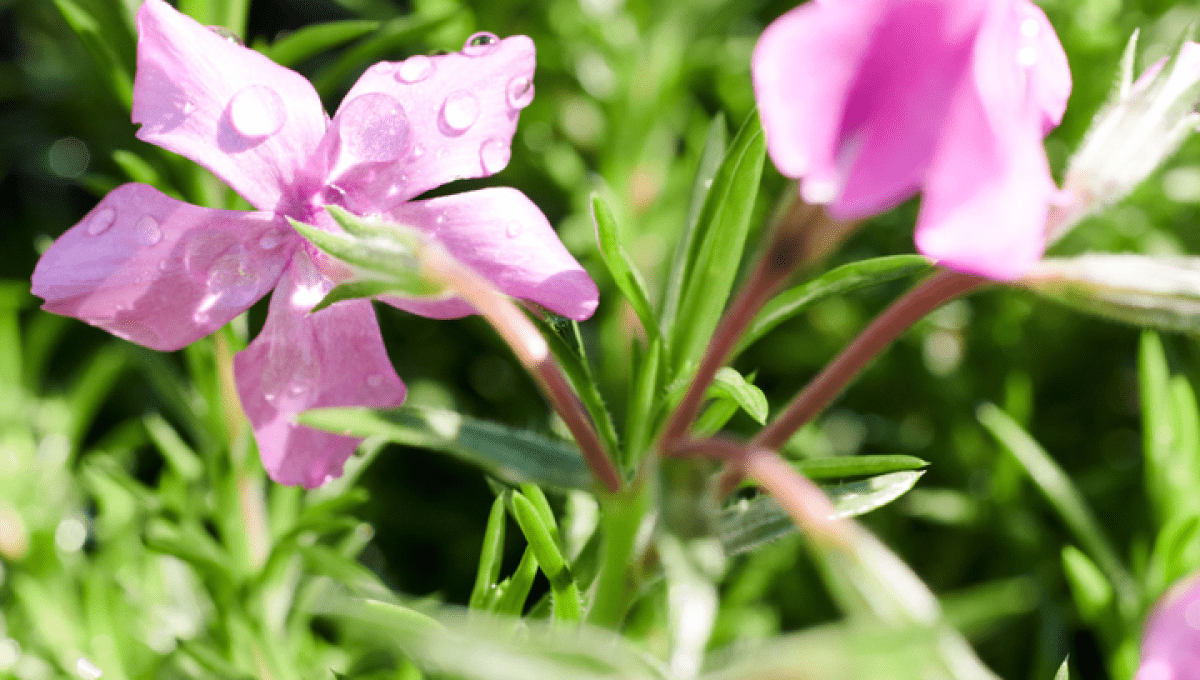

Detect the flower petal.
xmin=914 ymin=24 xmax=1055 ymax=280
xmin=1016 ymin=0 xmax=1071 ymax=134
xmin=233 ymin=253 xmax=405 ymax=488
xmin=132 ymin=0 xmax=327 ymax=212
xmin=31 ymin=183 xmax=295 ymax=351
xmin=378 ymin=187 xmax=598 ymax=321
xmin=1137 ymin=575 xmax=1200 ymax=680
xmin=753 ymin=0 xmax=987 ymax=216
xmin=325 ymin=35 xmax=535 ymax=210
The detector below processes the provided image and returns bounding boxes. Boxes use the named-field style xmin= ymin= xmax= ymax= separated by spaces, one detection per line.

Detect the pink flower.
xmin=752 ymin=0 xmax=1072 ymax=280
xmin=30 ymin=0 xmax=598 ymax=488
xmin=1137 ymin=574 xmax=1200 ymax=680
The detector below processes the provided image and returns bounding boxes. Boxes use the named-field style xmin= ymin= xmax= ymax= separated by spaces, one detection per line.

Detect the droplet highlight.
xmin=259 ymin=230 xmax=286 ymax=250
xmin=194 ymin=244 xmax=261 ymax=324
xmin=228 ymin=84 xmax=287 ymax=138
xmin=207 ymin=25 xmax=244 ymax=45
xmin=395 ymin=55 xmax=434 ymax=83
xmin=463 ymin=32 xmax=500 ymax=56
xmin=410 ymin=144 xmax=426 ymax=160
xmin=86 ymin=208 xmax=116 ymax=236
xmin=1020 ymin=18 xmax=1040 ymax=38
xmin=479 ymin=138 xmax=511 ymax=174
xmin=336 ymin=93 xmax=412 ymax=163
xmin=441 ymin=91 xmax=480 ymax=133
xmin=506 ymin=75 xmax=534 ymax=109
xmin=1018 ymin=46 xmax=1038 ymax=67
xmin=134 ymin=215 xmax=162 ymax=246
xmin=505 ymin=221 xmax=522 ymax=238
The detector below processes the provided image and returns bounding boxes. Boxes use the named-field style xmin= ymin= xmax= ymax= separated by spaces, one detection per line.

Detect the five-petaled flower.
xmin=31 ymin=0 xmax=598 ymax=488
xmin=1136 ymin=573 xmax=1200 ymax=680
xmin=752 ymin=0 xmax=1072 ymax=280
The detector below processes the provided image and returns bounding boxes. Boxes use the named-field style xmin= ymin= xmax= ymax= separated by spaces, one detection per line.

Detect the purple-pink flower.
xmin=752 ymin=0 xmax=1072 ymax=280
xmin=1137 ymin=574 xmax=1200 ymax=680
xmin=31 ymin=0 xmax=598 ymax=488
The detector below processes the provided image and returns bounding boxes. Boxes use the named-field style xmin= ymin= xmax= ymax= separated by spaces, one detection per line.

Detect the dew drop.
xmin=182 ymin=100 xmax=196 ymax=115
xmin=85 ymin=208 xmax=116 ymax=236
xmin=134 ymin=215 xmax=162 ymax=246
xmin=336 ymin=93 xmax=412 ymax=163
xmin=1020 ymin=18 xmax=1040 ymax=38
xmin=441 ymin=91 xmax=480 ymax=133
xmin=1018 ymin=46 xmax=1038 ymax=67
xmin=410 ymin=144 xmax=426 ymax=160
xmin=395 ymin=54 xmax=434 ymax=83
xmin=435 ymin=212 xmax=447 ymax=225
xmin=463 ymin=32 xmax=500 ymax=56
xmin=207 ymin=25 xmax=244 ymax=45
xmin=259 ymin=230 xmax=285 ymax=250
xmin=228 ymin=84 xmax=287 ymax=138
xmin=204 ymin=245 xmax=261 ymax=310
xmin=505 ymin=221 xmax=522 ymax=238
xmin=479 ymin=138 xmax=511 ymax=174
xmin=159 ymin=260 xmax=169 ymax=271
xmin=506 ymin=75 xmax=534 ymax=109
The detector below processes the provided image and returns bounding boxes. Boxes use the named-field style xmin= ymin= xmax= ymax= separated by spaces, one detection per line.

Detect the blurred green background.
xmin=2 ymin=0 xmax=1200 ymax=678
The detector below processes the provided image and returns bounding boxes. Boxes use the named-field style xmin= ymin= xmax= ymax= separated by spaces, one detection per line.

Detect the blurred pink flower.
xmin=31 ymin=0 xmax=597 ymax=488
xmin=1137 ymin=574 xmax=1200 ymax=680
xmin=752 ymin=0 xmax=1071 ymax=280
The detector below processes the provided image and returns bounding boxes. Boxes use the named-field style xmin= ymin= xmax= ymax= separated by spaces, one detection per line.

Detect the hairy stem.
xmin=424 ymin=247 xmax=623 ymax=493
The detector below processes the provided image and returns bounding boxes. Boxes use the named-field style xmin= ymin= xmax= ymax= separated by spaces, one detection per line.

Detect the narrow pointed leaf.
xmin=267 ymin=19 xmax=381 ymax=66
xmin=470 ymin=494 xmax=508 ymax=610
xmin=512 ymin=492 xmax=582 ymax=621
xmin=708 ymin=367 xmax=768 ymax=424
xmin=298 ymin=405 xmax=593 ymax=490
xmin=592 ymin=194 xmax=658 ymax=339
xmin=717 ymin=471 xmax=925 ymax=556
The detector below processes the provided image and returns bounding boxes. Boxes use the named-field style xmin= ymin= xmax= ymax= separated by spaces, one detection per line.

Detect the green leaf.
xmin=1061 ymin=545 xmax=1114 ymax=623
xmin=736 ymin=254 xmax=931 ymax=354
xmin=791 ymin=455 xmax=929 ymax=481
xmin=143 ymin=413 xmax=203 ymax=481
xmin=53 ymin=0 xmax=134 ymax=109
xmin=1024 ymin=255 xmax=1200 ymax=333
xmin=311 ymin=280 xmax=406 ymax=313
xmin=532 ymin=314 xmax=622 ymax=458
xmin=625 ymin=337 xmax=663 ymax=466
xmin=298 ymin=405 xmax=594 ymax=490
xmin=977 ymin=403 xmax=1140 ymax=618
xmin=1139 ymin=331 xmax=1200 ymax=526
xmin=511 ymin=492 xmax=582 ymax=621
xmin=670 ymin=113 xmax=767 ymax=374
xmin=1055 ymin=657 xmax=1071 ymax=680
xmin=708 ymin=367 xmax=768 ymax=424
xmin=717 ymin=471 xmax=925 ymax=556
xmin=491 ymin=548 xmax=538 ymax=615
xmin=266 ymin=19 xmax=381 ymax=66
xmin=469 ymin=494 xmax=508 ymax=610
xmin=592 ymin=194 xmax=659 ymax=339
xmin=662 ymin=113 xmax=726 ymax=333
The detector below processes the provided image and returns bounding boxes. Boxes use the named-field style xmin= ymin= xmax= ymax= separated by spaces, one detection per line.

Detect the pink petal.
xmin=753 ymin=0 xmax=988 ymax=216
xmin=914 ymin=5 xmax=1056 ymax=281
xmin=233 ymin=253 xmax=406 ymax=488
xmin=132 ymin=0 xmax=327 ymax=212
xmin=31 ymin=183 xmax=295 ymax=351
xmin=377 ymin=187 xmax=598 ymax=321
xmin=1015 ymin=0 xmax=1071 ymax=135
xmin=1137 ymin=575 xmax=1200 ymax=680
xmin=325 ymin=35 xmax=535 ymax=210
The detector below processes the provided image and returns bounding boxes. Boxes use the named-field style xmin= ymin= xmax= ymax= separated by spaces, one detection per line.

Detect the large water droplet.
xmin=228 ymin=84 xmax=287 ymax=138
xmin=479 ymin=138 xmax=511 ymax=174
xmin=1020 ymin=18 xmax=1040 ymax=38
xmin=204 ymin=245 xmax=261 ymax=310
xmin=207 ymin=25 xmax=244 ymax=45
xmin=259 ymin=230 xmax=287 ymax=250
xmin=463 ymin=32 xmax=500 ymax=56
xmin=506 ymin=75 xmax=534 ymax=109
xmin=395 ymin=55 xmax=434 ymax=83
xmin=505 ymin=221 xmax=522 ymax=238
xmin=337 ymin=93 xmax=412 ymax=163
xmin=134 ymin=215 xmax=162 ymax=246
xmin=1018 ymin=46 xmax=1038 ymax=67
xmin=86 ymin=208 xmax=116 ymax=236
xmin=441 ymin=91 xmax=480 ymax=133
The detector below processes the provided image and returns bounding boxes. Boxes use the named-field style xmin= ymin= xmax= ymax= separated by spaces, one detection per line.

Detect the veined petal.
xmin=378 ymin=187 xmax=598 ymax=321
xmin=233 ymin=253 xmax=405 ymax=489
xmin=324 ymin=35 xmax=535 ymax=210
xmin=132 ymin=0 xmax=327 ymax=212
xmin=31 ymin=183 xmax=294 ymax=351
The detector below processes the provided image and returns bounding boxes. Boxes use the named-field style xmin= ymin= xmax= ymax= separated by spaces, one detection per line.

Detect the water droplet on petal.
xmin=1020 ymin=18 xmax=1040 ymax=38
xmin=411 ymin=144 xmax=426 ymax=160
xmin=182 ymin=101 xmax=196 ymax=115
xmin=85 ymin=208 xmax=116 ymax=236
xmin=336 ymin=93 xmax=412 ymax=163
xmin=505 ymin=221 xmax=522 ymax=238
xmin=134 ymin=215 xmax=162 ymax=246
xmin=259 ymin=230 xmax=286 ymax=250
xmin=506 ymin=75 xmax=534 ymax=109
xmin=204 ymin=244 xmax=261 ymax=310
xmin=207 ymin=25 xmax=244 ymax=45
xmin=463 ymin=32 xmax=500 ymax=56
xmin=479 ymin=138 xmax=511 ymax=174
xmin=1018 ymin=46 xmax=1038 ymax=67
xmin=395 ymin=54 xmax=434 ymax=83
xmin=228 ymin=84 xmax=287 ymax=138
xmin=441 ymin=91 xmax=480 ymax=133
xmin=435 ymin=212 xmax=447 ymax=225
